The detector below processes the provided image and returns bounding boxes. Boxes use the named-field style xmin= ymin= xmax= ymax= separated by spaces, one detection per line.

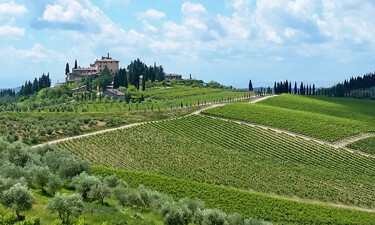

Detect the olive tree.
xmin=88 ymin=182 xmax=111 ymax=205
xmin=0 ymin=183 xmax=34 ymax=220
xmin=160 ymin=201 xmax=191 ymax=225
xmin=72 ymin=172 xmax=100 ymax=200
xmin=46 ymin=193 xmax=84 ymax=225
xmin=31 ymin=166 xmax=51 ymax=193
xmin=202 ymin=209 xmax=228 ymax=225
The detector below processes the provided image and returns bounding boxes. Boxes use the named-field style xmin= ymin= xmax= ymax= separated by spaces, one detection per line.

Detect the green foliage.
xmin=0 ymin=213 xmax=40 ymax=225
xmin=46 ymin=193 xmax=84 ymax=224
xmin=93 ymin=167 xmax=375 ymax=225
xmin=92 ymin=68 xmax=113 ymax=92
xmin=348 ymin=136 xmax=375 ymax=154
xmin=72 ymin=172 xmax=101 ymax=200
xmin=170 ymin=79 xmax=204 ymax=87
xmin=47 ymin=174 xmax=61 ymax=195
xmin=143 ymin=86 xmax=223 ymax=100
xmin=30 ymin=166 xmax=51 ymax=193
xmin=1 ymin=183 xmax=34 ymax=220
xmin=88 ymin=182 xmax=111 ymax=205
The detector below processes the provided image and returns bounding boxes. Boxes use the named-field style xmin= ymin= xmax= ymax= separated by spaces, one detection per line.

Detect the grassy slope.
xmin=348 ymin=136 xmax=375 ymax=154
xmin=57 ymin=116 xmax=375 ymax=209
xmin=203 ymin=94 xmax=375 ymax=141
xmin=93 ymin=167 xmax=375 ymax=225
xmin=0 ymin=189 xmax=163 ymax=225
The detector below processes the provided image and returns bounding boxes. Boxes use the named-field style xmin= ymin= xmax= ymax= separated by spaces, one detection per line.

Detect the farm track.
xmin=334 ymin=132 xmax=375 ymax=148
xmin=33 ymin=94 xmax=375 ymax=159
xmin=31 ymin=95 xmax=262 ymax=148
xmin=202 ymin=114 xmax=375 ymax=159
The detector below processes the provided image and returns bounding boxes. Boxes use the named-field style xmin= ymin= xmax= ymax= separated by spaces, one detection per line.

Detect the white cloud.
xmin=149 ymin=40 xmax=182 ymax=52
xmin=0 ymin=25 xmax=25 ymax=38
xmin=104 ymin=0 xmax=130 ymax=6
xmin=138 ymin=9 xmax=166 ymax=20
xmin=0 ymin=44 xmax=65 ymax=64
xmin=142 ymin=20 xmax=158 ymax=33
xmin=0 ymin=1 xmax=27 ymax=19
xmin=181 ymin=2 xmax=207 ymax=16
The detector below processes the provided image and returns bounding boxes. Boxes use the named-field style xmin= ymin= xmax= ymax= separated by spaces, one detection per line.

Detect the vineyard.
xmin=143 ymin=86 xmax=224 ymax=99
xmin=57 ymin=115 xmax=375 ymax=210
xmin=348 ymin=136 xmax=375 ymax=154
xmin=203 ymin=96 xmax=375 ymax=141
xmin=259 ymin=94 xmax=375 ymax=124
xmin=76 ymin=91 xmax=249 ymax=113
xmin=93 ymin=167 xmax=375 ymax=225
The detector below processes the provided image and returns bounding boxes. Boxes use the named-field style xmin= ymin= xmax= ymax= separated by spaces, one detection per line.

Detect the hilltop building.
xmin=165 ymin=73 xmax=182 ymax=81
xmin=67 ymin=53 xmax=119 ymax=81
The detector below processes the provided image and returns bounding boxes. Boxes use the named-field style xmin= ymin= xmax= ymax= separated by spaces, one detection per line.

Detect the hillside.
xmin=56 ymin=114 xmax=375 ymax=224
xmin=203 ymin=94 xmax=375 ymax=141
xmin=2 ymin=90 xmax=375 ymax=224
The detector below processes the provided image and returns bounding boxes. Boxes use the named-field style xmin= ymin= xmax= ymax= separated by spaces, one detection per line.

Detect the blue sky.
xmin=1 ymin=0 xmax=375 ymax=88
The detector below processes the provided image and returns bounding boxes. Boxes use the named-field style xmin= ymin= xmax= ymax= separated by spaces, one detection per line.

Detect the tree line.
xmin=316 ymin=71 xmax=375 ymax=98
xmin=19 ymin=73 xmax=51 ymax=97
xmin=113 ymin=59 xmax=165 ymax=90
xmin=274 ymin=80 xmax=315 ymax=95
xmin=0 ymin=89 xmax=15 ymax=98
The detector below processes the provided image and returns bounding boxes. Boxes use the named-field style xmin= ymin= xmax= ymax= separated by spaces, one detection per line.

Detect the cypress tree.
xmin=65 ymin=63 xmax=70 ymax=75
xmin=313 ymin=84 xmax=315 ymax=95
xmin=248 ymin=79 xmax=253 ymax=91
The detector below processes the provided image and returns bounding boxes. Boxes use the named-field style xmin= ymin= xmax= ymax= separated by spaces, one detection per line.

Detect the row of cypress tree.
xmin=19 ymin=73 xmax=51 ymax=97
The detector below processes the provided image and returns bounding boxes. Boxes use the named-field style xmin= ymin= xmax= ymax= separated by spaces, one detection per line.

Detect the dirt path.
xmin=31 ymin=122 xmax=148 ymax=148
xmin=334 ymin=133 xmax=375 ymax=148
xmin=202 ymin=114 xmax=375 ymax=159
xmin=33 ymin=93 xmax=374 ymax=159
xmin=248 ymin=94 xmax=277 ymax=103
xmin=32 ymin=95 xmax=265 ymax=148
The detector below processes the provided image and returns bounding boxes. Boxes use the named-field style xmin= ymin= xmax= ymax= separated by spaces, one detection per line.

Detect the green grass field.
xmin=348 ymin=136 xmax=375 ymax=154
xmin=57 ymin=115 xmax=375 ymax=212
xmin=203 ymin=94 xmax=375 ymax=141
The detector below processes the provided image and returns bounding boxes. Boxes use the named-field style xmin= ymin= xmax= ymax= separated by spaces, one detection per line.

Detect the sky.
xmin=1 ymin=0 xmax=375 ymax=88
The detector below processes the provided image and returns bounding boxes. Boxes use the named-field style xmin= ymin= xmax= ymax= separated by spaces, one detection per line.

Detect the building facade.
xmin=165 ymin=73 xmax=183 ymax=82
xmin=67 ymin=53 xmax=119 ymax=81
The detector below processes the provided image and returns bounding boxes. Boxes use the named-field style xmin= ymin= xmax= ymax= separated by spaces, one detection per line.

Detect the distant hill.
xmin=1 ymin=86 xmax=22 ymax=93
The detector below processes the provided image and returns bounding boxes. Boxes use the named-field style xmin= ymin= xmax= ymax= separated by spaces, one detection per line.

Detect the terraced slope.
xmin=203 ymin=94 xmax=375 ymax=141
xmin=57 ymin=115 xmax=375 ymax=209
